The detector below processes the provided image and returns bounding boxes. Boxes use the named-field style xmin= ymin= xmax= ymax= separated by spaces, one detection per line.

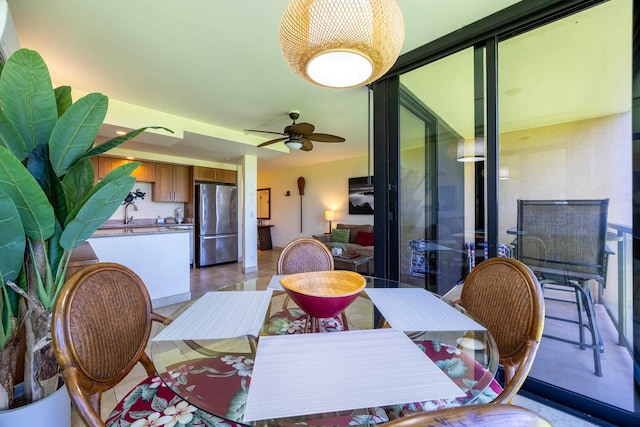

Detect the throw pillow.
xmin=330 ymin=228 xmax=350 ymax=243
xmin=355 ymin=230 xmax=375 ymax=246
xmin=338 ymin=224 xmax=373 ymax=243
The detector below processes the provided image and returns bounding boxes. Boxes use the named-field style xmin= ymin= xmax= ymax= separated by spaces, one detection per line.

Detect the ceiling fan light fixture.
xmin=279 ymin=0 xmax=404 ymax=89
xmin=285 ymin=139 xmax=303 ymax=150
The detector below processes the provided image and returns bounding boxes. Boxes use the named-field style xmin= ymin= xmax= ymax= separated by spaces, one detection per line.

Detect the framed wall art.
xmin=348 ymin=176 xmax=374 ymax=215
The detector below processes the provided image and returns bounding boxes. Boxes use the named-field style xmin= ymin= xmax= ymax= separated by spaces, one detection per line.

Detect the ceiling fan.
xmin=246 ymin=112 xmax=345 ymax=151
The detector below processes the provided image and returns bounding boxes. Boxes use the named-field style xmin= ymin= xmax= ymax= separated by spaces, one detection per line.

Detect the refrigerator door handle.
xmin=202 ymin=235 xmax=235 ymax=240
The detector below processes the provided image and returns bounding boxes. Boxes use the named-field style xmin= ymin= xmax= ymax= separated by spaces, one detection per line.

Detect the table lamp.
xmin=324 ymin=210 xmax=336 ymax=234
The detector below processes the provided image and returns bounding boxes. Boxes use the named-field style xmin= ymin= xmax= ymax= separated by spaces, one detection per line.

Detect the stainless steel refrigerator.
xmin=195 ymin=183 xmax=238 ymax=267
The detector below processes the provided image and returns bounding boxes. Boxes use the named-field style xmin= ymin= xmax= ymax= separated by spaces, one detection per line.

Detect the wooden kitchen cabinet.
xmin=96 ymin=156 xmax=156 ymax=182
xmin=193 ymin=166 xmax=237 ymax=184
xmin=153 ymin=163 xmax=189 ymax=202
xmin=218 ymin=169 xmax=237 ymax=184
xmin=131 ymin=161 xmax=157 ymax=182
xmin=98 ymin=157 xmax=128 ymax=179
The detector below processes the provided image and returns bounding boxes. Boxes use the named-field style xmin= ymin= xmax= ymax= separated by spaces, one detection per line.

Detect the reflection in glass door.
xmin=398 ymin=47 xmax=482 ymax=296
xmin=496 ymin=0 xmax=635 ymax=413
xmin=383 ymin=0 xmax=638 ymax=421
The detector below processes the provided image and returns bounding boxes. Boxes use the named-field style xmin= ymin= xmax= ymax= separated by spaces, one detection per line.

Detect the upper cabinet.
xmin=153 ymin=163 xmax=189 ymax=202
xmin=96 ymin=157 xmax=157 ymax=182
xmin=193 ymin=166 xmax=237 ymax=184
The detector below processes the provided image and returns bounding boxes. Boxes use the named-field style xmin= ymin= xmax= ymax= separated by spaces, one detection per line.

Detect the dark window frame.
xmin=373 ymin=0 xmax=638 ymax=424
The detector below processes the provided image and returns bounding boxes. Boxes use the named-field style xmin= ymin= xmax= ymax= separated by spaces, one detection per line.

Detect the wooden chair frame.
xmin=52 ymin=262 xmax=170 ymax=427
xmin=458 ymin=257 xmax=545 ymax=404
xmin=277 ymin=237 xmax=335 ymax=275
xmin=380 ymin=403 xmax=552 ymax=426
xmin=276 ymin=237 xmax=346 ymax=332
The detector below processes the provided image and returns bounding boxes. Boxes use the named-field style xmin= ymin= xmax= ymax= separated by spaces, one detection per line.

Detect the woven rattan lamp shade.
xmin=279 ymin=0 xmax=404 ymax=88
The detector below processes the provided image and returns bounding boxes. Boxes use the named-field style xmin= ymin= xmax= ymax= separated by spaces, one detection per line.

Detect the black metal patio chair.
xmin=516 ymin=199 xmax=609 ymax=376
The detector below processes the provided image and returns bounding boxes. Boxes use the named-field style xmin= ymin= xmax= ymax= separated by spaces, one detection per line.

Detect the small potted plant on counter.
xmin=0 ymin=48 xmax=170 ymax=423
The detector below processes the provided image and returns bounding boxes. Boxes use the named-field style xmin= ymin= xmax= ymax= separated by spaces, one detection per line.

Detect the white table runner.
xmin=267 ymin=274 xmax=285 ymax=291
xmin=365 ymin=288 xmax=486 ymax=332
xmin=243 ymin=329 xmax=464 ymax=422
xmin=152 ymin=290 xmax=273 ymax=341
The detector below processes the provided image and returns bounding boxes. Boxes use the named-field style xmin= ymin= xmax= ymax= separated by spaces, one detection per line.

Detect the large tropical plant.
xmin=0 ymin=48 xmax=170 ymax=409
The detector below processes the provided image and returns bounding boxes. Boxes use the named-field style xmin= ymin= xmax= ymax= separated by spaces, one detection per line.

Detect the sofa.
xmin=313 ymin=223 xmax=374 ymax=258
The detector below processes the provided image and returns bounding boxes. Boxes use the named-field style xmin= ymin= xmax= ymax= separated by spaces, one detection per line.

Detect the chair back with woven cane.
xmin=380 ymin=403 xmax=552 ymax=427
xmin=277 ymin=237 xmax=334 ymax=274
xmin=52 ymin=262 xmax=168 ymax=427
xmin=458 ymin=257 xmax=545 ymax=404
xmin=275 ymin=238 xmax=340 ymax=332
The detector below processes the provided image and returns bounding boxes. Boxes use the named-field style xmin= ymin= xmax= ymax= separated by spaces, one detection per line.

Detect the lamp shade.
xmin=279 ymin=0 xmax=404 ymax=88
xmin=285 ymin=139 xmax=303 ymax=150
xmin=324 ymin=210 xmax=336 ymax=221
xmin=456 ymin=137 xmax=485 ymax=162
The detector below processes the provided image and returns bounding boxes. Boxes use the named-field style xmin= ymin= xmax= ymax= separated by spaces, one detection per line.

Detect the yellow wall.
xmin=497 ymin=112 xmax=631 ymax=244
xmin=258 ymin=156 xmax=373 ymax=248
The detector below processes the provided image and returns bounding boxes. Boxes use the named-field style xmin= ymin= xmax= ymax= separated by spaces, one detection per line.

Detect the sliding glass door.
xmin=376 ymin=0 xmax=638 ymax=422
xmin=496 ymin=0 xmax=634 ymax=413
xmin=398 ymin=47 xmax=479 ymax=296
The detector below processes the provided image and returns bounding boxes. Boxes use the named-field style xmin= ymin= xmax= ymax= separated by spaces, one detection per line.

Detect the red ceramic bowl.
xmin=279 ymin=271 xmax=366 ymax=318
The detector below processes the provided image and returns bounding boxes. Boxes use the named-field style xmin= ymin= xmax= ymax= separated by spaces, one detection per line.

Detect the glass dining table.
xmin=150 ymin=275 xmax=500 ymax=426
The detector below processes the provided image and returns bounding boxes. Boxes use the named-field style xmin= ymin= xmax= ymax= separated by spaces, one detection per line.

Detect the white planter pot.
xmin=0 ymin=384 xmax=71 ymax=427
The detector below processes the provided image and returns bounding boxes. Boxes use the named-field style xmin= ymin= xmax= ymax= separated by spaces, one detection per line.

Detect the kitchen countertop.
xmin=92 ymin=221 xmax=193 ymax=238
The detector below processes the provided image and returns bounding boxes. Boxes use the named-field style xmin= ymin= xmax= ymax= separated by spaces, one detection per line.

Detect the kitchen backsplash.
xmin=110 ymin=182 xmax=186 ymax=223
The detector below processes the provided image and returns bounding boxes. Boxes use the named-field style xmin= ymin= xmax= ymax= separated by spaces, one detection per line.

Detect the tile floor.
xmin=70 ymin=248 xmax=599 ymax=426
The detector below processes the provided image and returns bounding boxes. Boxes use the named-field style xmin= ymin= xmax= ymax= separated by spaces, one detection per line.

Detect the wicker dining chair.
xmin=266 ymin=237 xmax=345 ymax=333
xmin=380 ymin=403 xmax=552 ymax=427
xmin=458 ymin=257 xmax=545 ymax=404
xmin=52 ymin=262 xmax=244 ymax=427
xmin=277 ymin=237 xmax=335 ymax=275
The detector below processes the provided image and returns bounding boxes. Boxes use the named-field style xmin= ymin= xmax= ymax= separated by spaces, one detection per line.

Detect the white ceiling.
xmin=400 ymin=0 xmax=630 ymax=142
xmin=6 ymin=0 xmax=523 ymax=171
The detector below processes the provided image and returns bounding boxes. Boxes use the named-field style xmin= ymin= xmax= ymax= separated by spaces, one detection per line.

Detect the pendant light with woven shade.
xmin=279 ymin=0 xmax=405 ymax=88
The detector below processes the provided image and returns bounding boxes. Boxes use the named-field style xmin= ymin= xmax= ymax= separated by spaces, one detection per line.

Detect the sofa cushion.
xmin=355 ymin=230 xmax=374 ymax=246
xmin=330 ymin=228 xmax=350 ymax=243
xmin=337 ymin=224 xmax=373 ymax=243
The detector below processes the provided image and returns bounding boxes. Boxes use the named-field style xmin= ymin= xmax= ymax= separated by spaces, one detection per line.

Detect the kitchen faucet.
xmin=124 ymin=202 xmax=138 ymax=224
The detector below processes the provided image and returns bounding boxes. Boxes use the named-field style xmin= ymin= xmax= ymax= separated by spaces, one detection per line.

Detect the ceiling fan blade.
xmin=245 ymin=129 xmax=287 ymax=136
xmin=300 ymin=137 xmax=313 ymax=151
xmin=291 ymin=122 xmax=315 ymax=136
xmin=257 ymin=137 xmax=287 ymax=147
xmin=307 ymin=133 xmax=345 ymax=142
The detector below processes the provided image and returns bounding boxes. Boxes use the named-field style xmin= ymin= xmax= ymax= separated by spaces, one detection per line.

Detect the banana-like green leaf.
xmin=26 ymin=143 xmax=52 ymax=196
xmin=0 ymin=284 xmax=17 ymax=349
xmin=46 ymin=220 xmax=64 ymax=294
xmin=0 ymin=190 xmax=26 ymax=283
xmin=49 ymin=167 xmax=69 ymax=233
xmin=0 ymin=146 xmax=54 ymax=241
xmin=49 ymin=93 xmax=108 ymax=177
xmin=54 ymin=86 xmax=72 ymax=118
xmin=61 ymin=158 xmax=95 ymax=214
xmin=63 ymin=162 xmax=139 ymax=228
xmin=84 ymin=126 xmax=173 ymax=158
xmin=0 ymin=49 xmax=57 ymax=153
xmin=0 ymin=109 xmax=28 ymax=160
xmin=60 ymin=176 xmax=135 ymax=251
